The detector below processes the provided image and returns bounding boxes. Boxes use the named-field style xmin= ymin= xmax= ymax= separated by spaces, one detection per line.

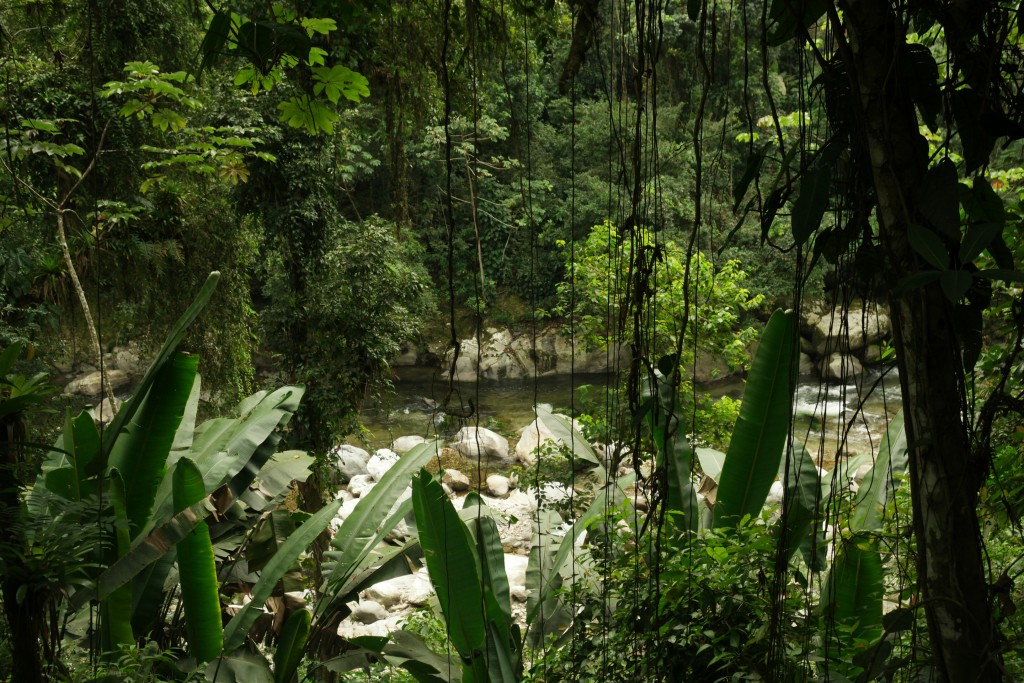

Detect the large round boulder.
xmin=451 ymin=426 xmax=511 ymax=462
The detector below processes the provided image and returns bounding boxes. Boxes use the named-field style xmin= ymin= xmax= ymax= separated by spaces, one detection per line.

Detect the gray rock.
xmin=348 ymin=474 xmax=376 ymax=498
xmin=459 ymin=490 xmax=536 ymax=551
xmin=442 ymin=468 xmax=471 ymax=492
xmin=391 ymin=435 xmax=426 ymax=453
xmin=504 ymin=554 xmax=529 ymax=603
xmin=363 ymin=570 xmax=433 ymax=608
xmin=861 ymin=343 xmax=887 ymax=365
xmin=819 ymin=353 xmax=864 ymax=382
xmin=799 ymin=352 xmax=818 ymax=377
xmin=452 ymin=427 xmax=510 ymax=462
xmin=367 ymin=449 xmax=400 ymax=481
xmin=89 ymin=396 xmax=122 ymax=424
xmin=486 ymin=474 xmax=511 ymax=497
xmin=392 ymin=343 xmax=419 ymax=367
xmin=64 ymin=369 xmax=131 ymax=396
xmin=349 ymin=599 xmax=390 ymax=624
xmin=337 ymin=613 xmax=404 ymax=640
xmin=811 ymin=303 xmax=891 ymax=355
xmin=693 ymin=349 xmax=732 ymax=383
xmin=332 ymin=445 xmax=370 ymax=481
xmin=442 ymin=327 xmax=629 ymax=382
xmin=515 ymin=415 xmax=585 ymax=467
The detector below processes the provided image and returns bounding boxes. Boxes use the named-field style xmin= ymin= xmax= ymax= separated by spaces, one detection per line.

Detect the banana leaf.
xmin=222 ymin=498 xmax=342 ymax=653
xmin=464 ymin=494 xmax=515 ymax=664
xmin=102 ymin=271 xmax=219 ymax=456
xmin=318 ymin=440 xmax=437 ymax=616
xmin=776 ymin=442 xmax=825 ymax=565
xmin=67 ymin=486 xmax=234 ymax=612
xmin=273 ymin=608 xmax=311 ymax=683
xmin=526 ymin=473 xmax=635 ymax=644
xmin=29 ymin=411 xmax=102 ymax=515
xmin=348 ymin=630 xmax=459 ymax=682
xmin=714 ymin=309 xmax=796 ymax=527
xmin=411 ymin=469 xmax=486 ymax=660
xmin=525 ymin=508 xmax=567 ymax=647
xmin=852 ymin=410 xmax=908 ymax=533
xmin=535 ymin=405 xmax=601 ymax=468
xmin=206 ymin=648 xmax=274 ymax=683
xmin=170 ymin=372 xmax=202 ymax=453
xmin=107 ymin=352 xmax=199 ymax=535
xmin=642 ymin=370 xmax=698 ymax=532
xmin=822 ymin=535 xmax=884 ymax=641
xmin=237 ymin=450 xmax=314 ymax=514
xmin=141 ymin=386 xmax=305 ymax=538
xmin=173 ymin=457 xmax=223 ymax=662
xmin=103 ymin=469 xmax=135 ymax=651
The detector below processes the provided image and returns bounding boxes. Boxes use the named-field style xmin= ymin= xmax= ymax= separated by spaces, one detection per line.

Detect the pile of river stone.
xmin=328 ymin=416 xmax=585 ymax=641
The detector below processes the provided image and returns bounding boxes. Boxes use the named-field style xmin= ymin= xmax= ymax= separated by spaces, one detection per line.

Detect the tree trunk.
xmin=839 ymin=2 xmax=1001 ymax=680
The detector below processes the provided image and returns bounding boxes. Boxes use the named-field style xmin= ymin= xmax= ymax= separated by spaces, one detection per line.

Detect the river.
xmin=357 ymin=365 xmax=903 ymax=471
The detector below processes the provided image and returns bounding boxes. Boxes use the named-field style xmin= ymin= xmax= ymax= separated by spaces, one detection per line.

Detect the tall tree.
xmin=760 ymin=1 xmax=1023 ymax=679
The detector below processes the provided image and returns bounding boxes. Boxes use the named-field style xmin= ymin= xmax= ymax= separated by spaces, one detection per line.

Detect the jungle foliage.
xmin=2 ymin=0 xmax=1024 ymax=682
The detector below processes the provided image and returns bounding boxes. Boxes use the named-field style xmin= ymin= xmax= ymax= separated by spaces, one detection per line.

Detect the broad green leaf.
xmin=907 ymin=223 xmax=949 ymax=271
xmin=143 ymin=385 xmax=304 ymax=537
xmin=300 ymin=16 xmax=337 ymax=35
xmin=273 ymin=609 xmax=311 ymax=683
xmin=277 ymin=95 xmax=339 ymax=135
xmin=776 ymin=442 xmax=823 ymax=564
xmin=465 ymin=495 xmax=512 ymax=642
xmin=916 ymin=160 xmax=960 ymax=238
xmin=237 ymin=450 xmax=314 ymax=513
xmin=975 ymin=268 xmax=1024 ymax=282
xmin=0 ymin=342 xmax=21 ymax=375
xmin=823 ymin=536 xmax=884 ymax=640
xmin=535 ymin=404 xmax=601 ymax=467
xmin=107 ymin=352 xmax=199 ymax=535
xmin=319 ymin=440 xmax=438 ymax=614
xmin=104 ymin=469 xmax=135 ymax=650
xmin=733 ymin=144 xmax=770 ymax=211
xmin=965 ymin=178 xmax=1006 ymax=224
xmin=526 ymin=475 xmax=634 ymax=642
xmin=715 ymin=309 xmax=796 ymax=527
xmin=222 ymin=498 xmax=342 ymax=653
xmin=173 ymin=457 xmax=223 ymax=662
xmin=312 ymin=65 xmax=369 ymax=104
xmin=894 ymin=270 xmax=942 ymax=293
xmin=205 ymin=648 xmax=274 ymax=683
xmin=411 ymin=469 xmax=486 ymax=658
xmin=197 ymin=11 xmax=232 ymax=81
xmin=379 ymin=630 xmax=458 ymax=682
xmin=959 ymin=222 xmax=1002 ymax=264
xmin=170 ymin=373 xmax=202 ymax=454
xmin=71 ymin=488 xmax=230 ymax=611
xmin=950 ymin=88 xmax=996 ymax=174
xmin=939 ymin=270 xmax=973 ymax=303
xmin=695 ymin=447 xmax=725 ymax=482
xmin=791 ymin=164 xmax=831 ymax=246
xmin=901 ymin=43 xmax=942 ymax=132
xmin=852 ymin=411 xmax=908 ymax=533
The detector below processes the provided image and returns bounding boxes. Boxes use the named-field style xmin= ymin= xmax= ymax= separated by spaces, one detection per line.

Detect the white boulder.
xmin=452 ymin=427 xmax=510 ymax=462
xmin=332 ymin=445 xmax=370 ymax=481
xmin=347 ymin=474 xmax=376 ymax=498
xmin=442 ymin=468 xmax=471 ymax=492
xmin=367 ymin=449 xmax=400 ymax=481
xmin=486 ymin=474 xmax=511 ymax=497
xmin=391 ymin=435 xmax=426 ymax=453
xmin=363 ymin=570 xmax=434 ymax=609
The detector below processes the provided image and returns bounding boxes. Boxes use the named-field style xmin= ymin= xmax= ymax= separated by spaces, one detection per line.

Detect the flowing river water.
xmin=357 ymin=365 xmax=903 ymax=472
